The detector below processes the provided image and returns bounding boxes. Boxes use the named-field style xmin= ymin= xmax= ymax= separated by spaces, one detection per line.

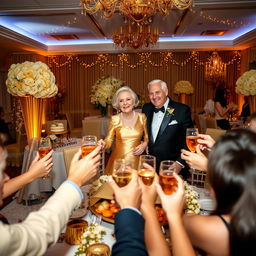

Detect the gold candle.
xmin=65 ymin=219 xmax=88 ymax=245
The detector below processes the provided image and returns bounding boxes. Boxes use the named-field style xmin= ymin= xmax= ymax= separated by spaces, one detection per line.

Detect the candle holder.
xmin=65 ymin=219 xmax=88 ymax=245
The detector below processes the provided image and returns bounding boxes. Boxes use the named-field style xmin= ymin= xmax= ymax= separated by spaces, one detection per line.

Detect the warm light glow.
xmin=80 ymin=0 xmax=192 ymax=23
xmin=112 ymin=23 xmax=159 ymax=49
xmin=205 ymin=51 xmax=226 ymax=83
xmin=19 ymin=96 xmax=46 ymax=141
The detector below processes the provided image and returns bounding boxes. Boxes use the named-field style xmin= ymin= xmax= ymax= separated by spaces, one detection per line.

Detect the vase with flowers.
xmin=174 ymin=80 xmax=194 ymax=104
xmin=235 ymin=70 xmax=256 ymax=113
xmin=90 ymin=76 xmax=124 ymax=116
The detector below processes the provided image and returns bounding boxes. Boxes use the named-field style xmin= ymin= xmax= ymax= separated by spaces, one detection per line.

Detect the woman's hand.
xmin=197 ymin=134 xmax=215 ymax=151
xmin=27 ymin=150 xmax=53 ymax=179
xmin=181 ymin=146 xmax=208 ymax=171
xmin=156 ymin=173 xmax=185 ymax=221
xmin=97 ymin=139 xmax=106 ymax=150
xmin=133 ymin=141 xmax=148 ymax=156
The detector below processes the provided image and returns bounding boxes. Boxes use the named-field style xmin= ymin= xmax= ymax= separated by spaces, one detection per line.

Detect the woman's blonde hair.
xmin=112 ymin=86 xmax=139 ymax=110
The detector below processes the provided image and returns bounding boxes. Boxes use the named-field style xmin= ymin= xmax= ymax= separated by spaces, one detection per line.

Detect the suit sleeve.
xmin=112 ymin=209 xmax=148 ymax=256
xmin=0 ymin=183 xmax=81 ymax=256
xmin=176 ymin=105 xmax=193 ymax=165
xmin=104 ymin=116 xmax=116 ymax=149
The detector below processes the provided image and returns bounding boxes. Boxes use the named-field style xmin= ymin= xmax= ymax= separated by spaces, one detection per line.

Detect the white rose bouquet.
xmin=235 ymin=70 xmax=256 ymax=96
xmin=75 ymin=224 xmax=106 ymax=255
xmin=90 ymin=76 xmax=124 ymax=115
xmin=174 ymin=80 xmax=194 ymax=95
xmin=184 ymin=181 xmax=200 ymax=214
xmin=6 ymin=61 xmax=58 ymax=98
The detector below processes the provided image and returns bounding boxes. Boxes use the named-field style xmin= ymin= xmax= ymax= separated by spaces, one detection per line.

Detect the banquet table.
xmin=45 ymin=211 xmax=116 ymax=256
xmin=21 ymin=138 xmax=82 ymax=200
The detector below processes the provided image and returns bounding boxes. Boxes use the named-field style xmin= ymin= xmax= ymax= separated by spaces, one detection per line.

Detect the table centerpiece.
xmin=174 ymin=80 xmax=194 ymax=104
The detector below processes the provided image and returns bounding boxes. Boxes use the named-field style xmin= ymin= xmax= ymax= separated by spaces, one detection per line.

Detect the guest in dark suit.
xmin=240 ymin=96 xmax=251 ymax=121
xmin=109 ymin=171 xmax=147 ymax=256
xmin=142 ymin=79 xmax=193 ymax=175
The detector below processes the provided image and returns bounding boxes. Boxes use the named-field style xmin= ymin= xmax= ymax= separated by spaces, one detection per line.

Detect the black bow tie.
xmin=154 ymin=106 xmax=165 ymax=113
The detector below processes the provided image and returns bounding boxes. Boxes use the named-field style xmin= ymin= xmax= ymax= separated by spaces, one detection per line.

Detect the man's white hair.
xmin=147 ymin=80 xmax=168 ymax=91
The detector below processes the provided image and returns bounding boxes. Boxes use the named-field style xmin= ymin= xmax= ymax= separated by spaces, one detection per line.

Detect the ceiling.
xmin=0 ymin=0 xmax=256 ymax=55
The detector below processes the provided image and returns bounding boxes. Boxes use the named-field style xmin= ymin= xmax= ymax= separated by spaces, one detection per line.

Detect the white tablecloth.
xmin=21 ymin=138 xmax=82 ymax=200
xmin=45 ymin=211 xmax=115 ymax=256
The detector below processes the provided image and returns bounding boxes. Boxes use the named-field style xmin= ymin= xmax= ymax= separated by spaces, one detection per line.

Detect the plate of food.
xmin=90 ymin=199 xmax=168 ymax=225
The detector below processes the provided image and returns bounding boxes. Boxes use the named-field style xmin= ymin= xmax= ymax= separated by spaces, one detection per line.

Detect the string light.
xmin=48 ymin=51 xmax=241 ymax=72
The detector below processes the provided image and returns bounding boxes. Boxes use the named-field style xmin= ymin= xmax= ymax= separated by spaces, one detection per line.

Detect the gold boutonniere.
xmin=167 ymin=108 xmax=175 ymax=116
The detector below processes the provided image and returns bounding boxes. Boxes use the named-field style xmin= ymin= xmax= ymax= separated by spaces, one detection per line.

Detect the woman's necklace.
xmin=121 ymin=111 xmax=136 ymax=122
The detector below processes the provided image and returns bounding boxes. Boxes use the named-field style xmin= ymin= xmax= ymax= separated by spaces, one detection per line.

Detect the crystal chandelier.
xmin=112 ymin=23 xmax=159 ymax=49
xmin=205 ymin=51 xmax=226 ymax=83
xmin=80 ymin=0 xmax=193 ymax=23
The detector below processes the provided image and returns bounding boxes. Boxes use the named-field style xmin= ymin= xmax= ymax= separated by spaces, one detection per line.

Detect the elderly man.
xmin=142 ymin=79 xmax=193 ymax=176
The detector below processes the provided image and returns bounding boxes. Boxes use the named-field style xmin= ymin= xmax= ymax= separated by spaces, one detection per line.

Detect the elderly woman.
xmin=100 ymin=86 xmax=148 ymax=174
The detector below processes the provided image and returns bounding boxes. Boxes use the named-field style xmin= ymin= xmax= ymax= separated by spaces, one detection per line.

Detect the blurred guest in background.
xmin=214 ymin=88 xmax=233 ymax=130
xmin=0 ymin=107 xmax=12 ymax=143
xmin=204 ymin=98 xmax=215 ymax=116
xmin=240 ymin=96 xmax=251 ymax=121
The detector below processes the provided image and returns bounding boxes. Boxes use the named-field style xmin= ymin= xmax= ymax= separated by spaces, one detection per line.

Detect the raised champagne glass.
xmin=138 ymin=155 xmax=156 ymax=186
xmin=38 ymin=137 xmax=52 ymax=179
xmin=186 ymin=128 xmax=199 ymax=153
xmin=112 ymin=159 xmax=133 ymax=187
xmin=159 ymin=160 xmax=177 ymax=195
xmin=81 ymin=135 xmax=97 ymax=158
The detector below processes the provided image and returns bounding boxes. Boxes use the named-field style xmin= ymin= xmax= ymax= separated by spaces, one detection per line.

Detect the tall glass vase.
xmin=179 ymin=93 xmax=187 ymax=104
xmin=19 ymin=96 xmax=46 ymax=144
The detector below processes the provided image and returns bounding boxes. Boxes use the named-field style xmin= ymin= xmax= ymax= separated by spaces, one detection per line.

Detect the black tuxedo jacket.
xmin=142 ymin=98 xmax=193 ymax=172
xmin=112 ymin=208 xmax=147 ymax=256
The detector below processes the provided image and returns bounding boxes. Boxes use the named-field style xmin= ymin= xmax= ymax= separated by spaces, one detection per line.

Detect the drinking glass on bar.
xmin=112 ymin=159 xmax=133 ymax=187
xmin=38 ymin=137 xmax=52 ymax=179
xmin=81 ymin=135 xmax=97 ymax=158
xmin=159 ymin=160 xmax=177 ymax=195
xmin=138 ymin=155 xmax=156 ymax=186
xmin=186 ymin=128 xmax=199 ymax=153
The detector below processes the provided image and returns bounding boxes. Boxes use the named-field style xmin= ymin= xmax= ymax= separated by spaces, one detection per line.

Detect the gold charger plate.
xmin=89 ymin=201 xmax=115 ymax=224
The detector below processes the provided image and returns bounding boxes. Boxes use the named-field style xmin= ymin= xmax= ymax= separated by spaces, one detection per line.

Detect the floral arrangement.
xmin=166 ymin=107 xmax=175 ymax=116
xmin=235 ymin=70 xmax=256 ymax=96
xmin=90 ymin=76 xmax=124 ymax=115
xmin=6 ymin=61 xmax=58 ymax=98
xmin=174 ymin=80 xmax=194 ymax=95
xmin=184 ymin=181 xmax=200 ymax=214
xmin=75 ymin=224 xmax=106 ymax=255
xmin=89 ymin=175 xmax=111 ymax=196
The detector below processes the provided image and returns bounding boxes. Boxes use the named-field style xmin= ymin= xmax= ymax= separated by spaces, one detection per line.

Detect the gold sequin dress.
xmin=104 ymin=113 xmax=149 ymax=175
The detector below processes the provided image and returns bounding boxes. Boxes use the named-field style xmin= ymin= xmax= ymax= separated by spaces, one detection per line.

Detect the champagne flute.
xmin=112 ymin=159 xmax=133 ymax=187
xmin=159 ymin=160 xmax=177 ymax=195
xmin=38 ymin=137 xmax=52 ymax=179
xmin=138 ymin=155 xmax=156 ymax=186
xmin=186 ymin=128 xmax=199 ymax=153
xmin=81 ymin=135 xmax=97 ymax=158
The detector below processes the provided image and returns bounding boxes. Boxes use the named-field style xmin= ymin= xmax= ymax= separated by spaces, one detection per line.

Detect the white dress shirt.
xmin=151 ymin=98 xmax=169 ymax=142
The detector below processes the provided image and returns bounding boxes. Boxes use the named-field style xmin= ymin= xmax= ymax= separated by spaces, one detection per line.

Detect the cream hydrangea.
xmin=184 ymin=181 xmax=200 ymax=214
xmin=235 ymin=70 xmax=256 ymax=96
xmin=174 ymin=80 xmax=194 ymax=95
xmin=90 ymin=76 xmax=124 ymax=109
xmin=6 ymin=61 xmax=58 ymax=98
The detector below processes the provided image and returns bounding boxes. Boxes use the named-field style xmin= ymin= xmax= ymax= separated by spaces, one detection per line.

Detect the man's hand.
xmin=108 ymin=170 xmax=142 ymax=209
xmin=67 ymin=146 xmax=101 ymax=187
xmin=28 ymin=150 xmax=53 ymax=179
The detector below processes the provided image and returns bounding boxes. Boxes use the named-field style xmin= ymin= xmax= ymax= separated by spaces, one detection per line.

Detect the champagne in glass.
xmin=38 ymin=137 xmax=52 ymax=179
xmin=81 ymin=135 xmax=97 ymax=158
xmin=112 ymin=159 xmax=133 ymax=187
xmin=159 ymin=160 xmax=177 ymax=195
xmin=186 ymin=128 xmax=199 ymax=153
xmin=138 ymin=155 xmax=156 ymax=186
